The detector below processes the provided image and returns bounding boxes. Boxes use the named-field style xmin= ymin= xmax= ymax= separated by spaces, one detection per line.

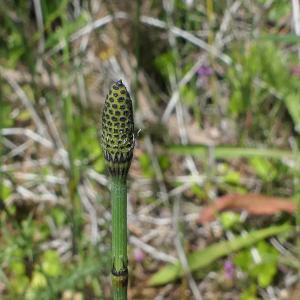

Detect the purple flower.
xmin=196 ymin=65 xmax=213 ymax=78
xmin=224 ymin=259 xmax=235 ymax=280
xmin=133 ymin=248 xmax=145 ymax=263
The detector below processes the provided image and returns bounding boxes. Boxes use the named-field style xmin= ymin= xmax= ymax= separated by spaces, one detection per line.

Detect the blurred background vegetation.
xmin=0 ymin=1 xmax=300 ymax=299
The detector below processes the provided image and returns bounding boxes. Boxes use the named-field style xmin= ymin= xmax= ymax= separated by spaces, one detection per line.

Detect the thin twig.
xmin=1 ymin=128 xmax=53 ymax=148
xmin=173 ymin=196 xmax=203 ymax=300
xmin=32 ymin=0 xmax=45 ymax=55
xmin=292 ymin=0 xmax=300 ymax=57
xmin=78 ymin=183 xmax=99 ymax=244
xmin=0 ymin=66 xmax=51 ymax=139
xmin=45 ymin=11 xmax=232 ymax=64
xmin=129 ymin=235 xmax=177 ymax=264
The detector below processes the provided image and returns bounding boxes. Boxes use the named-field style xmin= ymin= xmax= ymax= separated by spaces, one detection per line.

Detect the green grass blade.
xmin=148 ymin=224 xmax=291 ymax=286
xmin=259 ymin=34 xmax=300 ymax=44
xmin=285 ymin=93 xmax=300 ymax=134
xmin=167 ymin=144 xmax=299 ymax=161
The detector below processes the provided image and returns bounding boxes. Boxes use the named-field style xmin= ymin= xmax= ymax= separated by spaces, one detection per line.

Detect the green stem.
xmin=101 ymin=80 xmax=134 ymax=299
xmin=111 ymin=177 xmax=128 ymax=300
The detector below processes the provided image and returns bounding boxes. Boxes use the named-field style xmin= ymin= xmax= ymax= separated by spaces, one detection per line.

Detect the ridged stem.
xmin=111 ymin=176 xmax=128 ymax=300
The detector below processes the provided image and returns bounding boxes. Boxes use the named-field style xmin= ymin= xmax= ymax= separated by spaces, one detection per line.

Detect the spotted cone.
xmin=101 ymin=80 xmax=135 ymax=178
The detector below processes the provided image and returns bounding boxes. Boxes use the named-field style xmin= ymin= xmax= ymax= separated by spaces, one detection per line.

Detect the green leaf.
xmin=260 ymin=34 xmax=300 ymax=44
xmin=223 ymin=170 xmax=241 ymax=185
xmin=241 ymin=285 xmax=259 ymax=300
xmin=0 ymin=183 xmax=12 ymax=201
xmin=148 ymin=224 xmax=290 ymax=286
xmin=250 ymin=157 xmax=277 ymax=182
xmin=30 ymin=271 xmax=47 ymax=289
xmin=256 ymin=262 xmax=277 ymax=287
xmin=285 ymin=93 xmax=300 ymax=133
xmin=11 ymin=261 xmax=26 ymax=276
xmin=154 ymin=52 xmax=176 ymax=78
xmin=41 ymin=250 xmax=62 ymax=277
xmin=219 ymin=212 xmax=241 ymax=230
xmin=139 ymin=153 xmax=155 ymax=178
xmin=234 ymin=241 xmax=279 ymax=288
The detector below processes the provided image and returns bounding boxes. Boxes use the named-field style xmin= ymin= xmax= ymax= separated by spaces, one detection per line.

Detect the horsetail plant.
xmin=100 ymin=80 xmax=135 ymax=299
